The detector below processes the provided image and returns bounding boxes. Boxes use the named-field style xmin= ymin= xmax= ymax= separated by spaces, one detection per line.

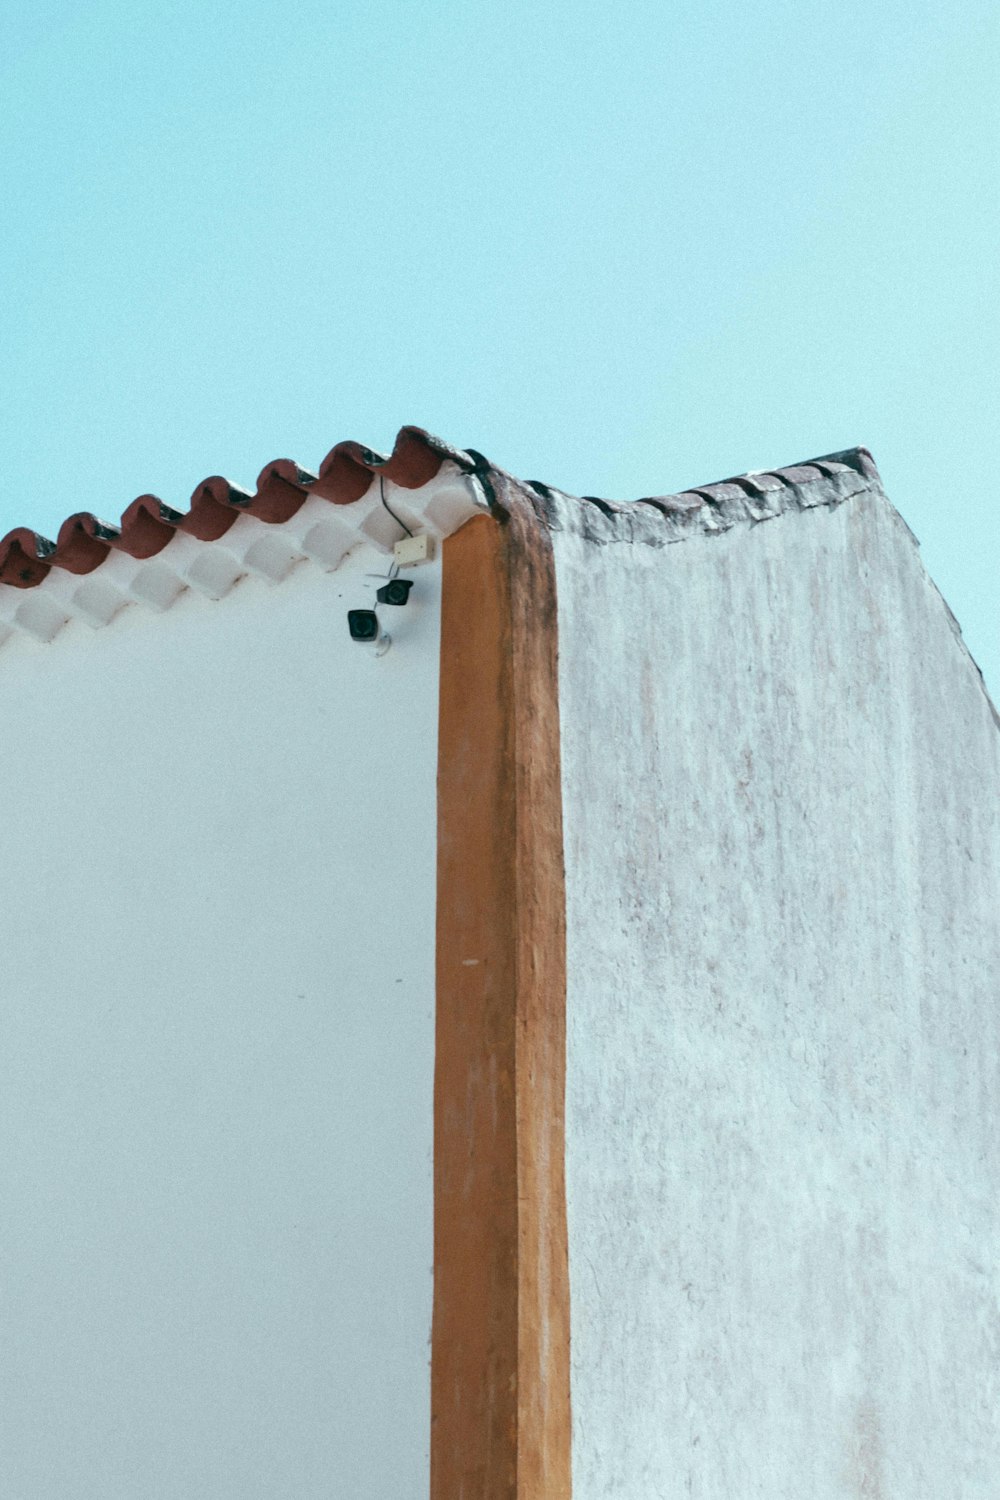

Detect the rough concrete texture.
xmin=551 ymin=476 xmax=1000 ymax=1498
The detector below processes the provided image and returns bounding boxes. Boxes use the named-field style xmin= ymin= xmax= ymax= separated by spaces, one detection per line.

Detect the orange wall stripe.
xmin=433 ymin=480 xmax=571 ymax=1500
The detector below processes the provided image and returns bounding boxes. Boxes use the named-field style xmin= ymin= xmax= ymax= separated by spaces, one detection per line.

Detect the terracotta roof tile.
xmin=0 ymin=426 xmax=474 ymax=593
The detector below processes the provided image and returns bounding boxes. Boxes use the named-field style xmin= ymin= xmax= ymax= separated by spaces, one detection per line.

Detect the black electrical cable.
xmin=379 ymin=475 xmax=413 ymax=537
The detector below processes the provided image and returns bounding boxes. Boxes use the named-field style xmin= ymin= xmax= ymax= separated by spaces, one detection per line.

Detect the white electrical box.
xmin=393 ymin=534 xmax=436 ymax=568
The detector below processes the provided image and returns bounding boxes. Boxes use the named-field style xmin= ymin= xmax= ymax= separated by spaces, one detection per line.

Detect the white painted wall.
xmin=0 ymin=538 xmax=441 ymax=1497
xmin=553 ymin=486 xmax=1000 ymax=1497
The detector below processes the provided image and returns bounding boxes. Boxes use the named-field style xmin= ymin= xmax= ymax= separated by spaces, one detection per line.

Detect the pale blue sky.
xmin=1 ymin=0 xmax=996 ymax=693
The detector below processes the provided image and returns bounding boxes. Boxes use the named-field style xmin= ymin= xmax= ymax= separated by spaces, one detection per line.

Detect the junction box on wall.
xmin=393 ymin=534 xmax=435 ymax=568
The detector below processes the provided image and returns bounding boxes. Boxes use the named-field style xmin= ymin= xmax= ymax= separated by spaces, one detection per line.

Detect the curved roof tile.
xmin=0 ymin=425 xmax=473 ymax=592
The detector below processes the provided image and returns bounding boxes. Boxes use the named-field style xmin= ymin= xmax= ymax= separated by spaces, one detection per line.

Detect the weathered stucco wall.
xmin=552 ymin=479 xmax=1000 ymax=1497
xmin=0 ymin=539 xmax=440 ymax=1497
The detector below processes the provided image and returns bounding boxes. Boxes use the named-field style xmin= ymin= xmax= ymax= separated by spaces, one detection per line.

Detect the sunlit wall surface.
xmin=0 ymin=544 xmax=441 ymax=1499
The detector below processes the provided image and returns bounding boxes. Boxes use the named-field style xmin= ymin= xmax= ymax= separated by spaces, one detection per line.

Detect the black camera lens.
xmin=347 ymin=609 xmax=379 ymax=641
xmin=376 ymin=579 xmax=413 ymax=606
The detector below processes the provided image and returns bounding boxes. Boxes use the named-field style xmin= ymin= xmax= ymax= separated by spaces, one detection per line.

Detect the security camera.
xmin=347 ymin=609 xmax=380 ymax=642
xmin=376 ymin=578 xmax=413 ymax=606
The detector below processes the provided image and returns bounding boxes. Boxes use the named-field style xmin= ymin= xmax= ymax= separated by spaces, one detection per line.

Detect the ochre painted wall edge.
xmin=432 ymin=476 xmax=571 ymax=1499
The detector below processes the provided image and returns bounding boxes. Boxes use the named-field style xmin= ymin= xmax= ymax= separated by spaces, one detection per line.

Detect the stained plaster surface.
xmin=0 ymin=540 xmax=440 ymax=1497
xmin=550 ymin=479 xmax=1000 ymax=1498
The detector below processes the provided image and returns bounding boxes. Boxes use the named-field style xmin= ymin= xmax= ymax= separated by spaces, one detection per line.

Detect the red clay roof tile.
xmin=0 ymin=426 xmax=473 ymax=592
